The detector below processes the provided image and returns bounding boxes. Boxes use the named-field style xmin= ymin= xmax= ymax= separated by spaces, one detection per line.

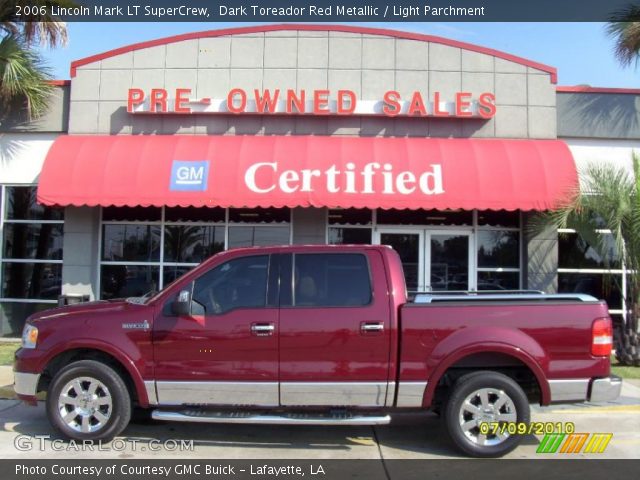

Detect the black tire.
xmin=46 ymin=360 xmax=132 ymax=441
xmin=443 ymin=370 xmax=530 ymax=458
xmin=615 ymin=327 xmax=640 ymax=366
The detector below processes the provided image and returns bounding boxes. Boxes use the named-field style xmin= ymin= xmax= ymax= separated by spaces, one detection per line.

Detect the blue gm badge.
xmin=170 ymin=160 xmax=210 ymax=191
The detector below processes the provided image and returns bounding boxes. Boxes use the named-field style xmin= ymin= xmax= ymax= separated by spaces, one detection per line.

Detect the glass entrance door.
xmin=425 ymin=231 xmax=474 ymax=291
xmin=376 ymin=230 xmax=424 ymax=293
xmin=375 ymin=228 xmax=475 ymax=294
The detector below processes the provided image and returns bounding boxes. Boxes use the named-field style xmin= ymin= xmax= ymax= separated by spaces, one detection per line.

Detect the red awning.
xmin=37 ymin=135 xmax=577 ymax=211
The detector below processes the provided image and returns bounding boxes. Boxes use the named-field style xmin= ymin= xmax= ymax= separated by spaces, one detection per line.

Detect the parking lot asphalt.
xmin=0 ymin=367 xmax=638 ymax=460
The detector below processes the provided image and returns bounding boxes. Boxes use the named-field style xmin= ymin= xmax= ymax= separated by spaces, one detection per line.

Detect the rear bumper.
xmin=14 ymin=372 xmax=40 ymax=397
xmin=548 ymin=376 xmax=622 ymax=403
xmin=589 ymin=375 xmax=622 ymax=403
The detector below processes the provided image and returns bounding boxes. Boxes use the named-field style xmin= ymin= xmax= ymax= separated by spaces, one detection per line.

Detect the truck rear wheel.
xmin=46 ymin=360 xmax=131 ymax=441
xmin=443 ymin=371 xmax=530 ymax=457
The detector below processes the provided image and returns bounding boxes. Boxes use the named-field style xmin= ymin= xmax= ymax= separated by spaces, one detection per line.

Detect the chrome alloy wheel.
xmin=458 ymin=387 xmax=517 ymax=446
xmin=57 ymin=376 xmax=113 ymax=433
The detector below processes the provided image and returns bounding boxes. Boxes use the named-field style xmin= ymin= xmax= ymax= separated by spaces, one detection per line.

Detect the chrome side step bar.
xmin=152 ymin=409 xmax=391 ymax=425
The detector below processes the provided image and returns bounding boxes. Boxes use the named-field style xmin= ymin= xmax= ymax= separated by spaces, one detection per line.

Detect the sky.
xmin=38 ymin=22 xmax=640 ymax=88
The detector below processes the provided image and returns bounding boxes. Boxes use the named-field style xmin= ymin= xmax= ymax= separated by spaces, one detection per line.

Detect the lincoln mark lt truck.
xmin=14 ymin=245 xmax=621 ymax=457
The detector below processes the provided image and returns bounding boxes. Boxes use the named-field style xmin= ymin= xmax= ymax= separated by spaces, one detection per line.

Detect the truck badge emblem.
xmin=122 ymin=320 xmax=150 ymax=331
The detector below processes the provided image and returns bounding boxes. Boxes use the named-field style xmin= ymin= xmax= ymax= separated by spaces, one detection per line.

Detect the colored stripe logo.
xmin=559 ymin=433 xmax=589 ymax=453
xmin=583 ymin=433 xmax=613 ymax=453
xmin=537 ymin=433 xmax=565 ymax=453
xmin=537 ymin=433 xmax=612 ymax=454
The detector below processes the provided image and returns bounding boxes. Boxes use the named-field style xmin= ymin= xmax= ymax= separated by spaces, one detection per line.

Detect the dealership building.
xmin=0 ymin=24 xmax=637 ymax=336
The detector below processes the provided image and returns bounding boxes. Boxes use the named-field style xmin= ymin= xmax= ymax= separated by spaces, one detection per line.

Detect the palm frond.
xmin=22 ymin=20 xmax=69 ymax=48
xmin=534 ymin=159 xmax=639 ymax=274
xmin=1 ymin=1 xmax=76 ymax=47
xmin=0 ymin=34 xmax=53 ymax=118
xmin=606 ymin=5 xmax=640 ymax=67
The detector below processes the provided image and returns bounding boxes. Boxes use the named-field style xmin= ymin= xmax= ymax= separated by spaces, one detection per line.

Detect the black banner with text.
xmin=2 ymin=459 xmax=640 ymax=480
xmin=8 ymin=0 xmax=640 ymax=22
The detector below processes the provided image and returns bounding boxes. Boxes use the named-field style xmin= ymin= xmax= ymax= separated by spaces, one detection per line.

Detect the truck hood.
xmin=27 ymin=299 xmax=136 ymax=325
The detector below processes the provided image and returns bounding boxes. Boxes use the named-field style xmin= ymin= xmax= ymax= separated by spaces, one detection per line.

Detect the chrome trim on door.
xmin=548 ymin=378 xmax=590 ymax=402
xmin=280 ymin=382 xmax=388 ymax=407
xmin=156 ymin=381 xmax=279 ymax=406
xmin=396 ymin=381 xmax=427 ymax=407
xmin=385 ymin=382 xmax=396 ymax=406
xmin=144 ymin=380 xmax=158 ymax=405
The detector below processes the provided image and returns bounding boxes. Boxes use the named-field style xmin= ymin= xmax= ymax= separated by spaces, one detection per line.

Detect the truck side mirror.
xmin=172 ymin=289 xmax=191 ymax=316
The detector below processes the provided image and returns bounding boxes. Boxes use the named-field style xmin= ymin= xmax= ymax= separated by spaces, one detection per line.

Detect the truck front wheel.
xmin=46 ymin=360 xmax=132 ymax=441
xmin=443 ymin=371 xmax=530 ymax=457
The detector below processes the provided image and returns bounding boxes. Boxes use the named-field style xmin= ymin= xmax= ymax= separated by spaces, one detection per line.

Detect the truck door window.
xmin=292 ymin=254 xmax=372 ymax=307
xmin=192 ymin=255 xmax=269 ymax=314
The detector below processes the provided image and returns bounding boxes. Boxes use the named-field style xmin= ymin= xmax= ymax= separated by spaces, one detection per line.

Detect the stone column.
xmin=291 ymin=207 xmax=327 ymax=245
xmin=61 ymin=206 xmax=101 ymax=300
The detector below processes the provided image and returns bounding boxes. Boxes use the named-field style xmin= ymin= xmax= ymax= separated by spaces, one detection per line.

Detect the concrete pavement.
xmin=0 ymin=366 xmax=11 ymax=384
xmin=0 ymin=399 xmax=638 ymax=459
xmin=0 ymin=366 xmax=638 ymax=459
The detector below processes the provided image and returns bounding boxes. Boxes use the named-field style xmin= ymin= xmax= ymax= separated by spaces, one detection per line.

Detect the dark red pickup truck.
xmin=14 ymin=245 xmax=621 ymax=457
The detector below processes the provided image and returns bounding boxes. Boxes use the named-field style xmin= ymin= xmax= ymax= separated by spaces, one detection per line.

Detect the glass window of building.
xmin=330 ymin=209 xmax=522 ymax=293
xmin=0 ymin=186 xmax=64 ymax=336
xmin=100 ymin=206 xmax=290 ymax=299
xmin=558 ymin=230 xmax=624 ymax=318
xmin=476 ymin=210 xmax=521 ymax=291
xmin=377 ymin=209 xmax=473 ymax=226
xmin=327 ymin=209 xmax=372 ymax=245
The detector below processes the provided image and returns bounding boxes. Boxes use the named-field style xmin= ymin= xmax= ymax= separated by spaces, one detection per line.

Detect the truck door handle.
xmin=251 ymin=323 xmax=275 ymax=336
xmin=360 ymin=322 xmax=384 ymax=334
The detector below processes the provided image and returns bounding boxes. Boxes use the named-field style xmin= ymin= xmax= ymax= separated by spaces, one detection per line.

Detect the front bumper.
xmin=589 ymin=375 xmax=623 ymax=403
xmin=13 ymin=372 xmax=40 ymax=397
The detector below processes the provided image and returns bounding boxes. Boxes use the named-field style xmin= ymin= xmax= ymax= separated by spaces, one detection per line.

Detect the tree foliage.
xmin=540 ymin=154 xmax=640 ymax=365
xmin=0 ymin=0 xmax=75 ymax=47
xmin=0 ymin=0 xmax=75 ymax=119
xmin=607 ymin=4 xmax=640 ymax=67
xmin=0 ymin=33 xmax=52 ymax=118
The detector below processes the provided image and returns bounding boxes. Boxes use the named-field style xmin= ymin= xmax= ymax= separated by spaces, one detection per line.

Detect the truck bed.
xmin=398 ymin=294 xmax=611 ymax=406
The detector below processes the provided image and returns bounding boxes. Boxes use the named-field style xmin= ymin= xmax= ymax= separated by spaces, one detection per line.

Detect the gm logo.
xmin=170 ymin=161 xmax=209 ymax=191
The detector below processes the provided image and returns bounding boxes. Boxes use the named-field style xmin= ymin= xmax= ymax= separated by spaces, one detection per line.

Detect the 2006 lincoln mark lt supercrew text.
xmin=14 ymin=245 xmax=622 ymax=457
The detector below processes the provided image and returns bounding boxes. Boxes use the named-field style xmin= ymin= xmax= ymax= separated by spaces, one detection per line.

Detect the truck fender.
xmin=41 ymin=339 xmax=151 ymax=407
xmin=422 ymin=327 xmax=550 ymax=407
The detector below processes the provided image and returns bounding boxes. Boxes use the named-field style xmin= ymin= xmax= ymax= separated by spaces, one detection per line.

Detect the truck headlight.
xmin=21 ymin=324 xmax=38 ymax=349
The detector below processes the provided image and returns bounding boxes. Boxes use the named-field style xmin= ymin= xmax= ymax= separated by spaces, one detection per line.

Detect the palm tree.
xmin=542 ymin=154 xmax=640 ymax=366
xmin=0 ymin=0 xmax=75 ymax=119
xmin=0 ymin=1 xmax=74 ymax=47
xmin=606 ymin=5 xmax=640 ymax=67
xmin=0 ymin=34 xmax=53 ymax=119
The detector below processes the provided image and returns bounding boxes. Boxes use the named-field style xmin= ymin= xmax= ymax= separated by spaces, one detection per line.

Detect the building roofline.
xmin=557 ymin=86 xmax=640 ymax=94
xmin=69 ymin=23 xmax=558 ymax=82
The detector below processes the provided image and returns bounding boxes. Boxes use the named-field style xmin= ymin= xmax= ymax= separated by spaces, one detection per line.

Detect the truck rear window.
xmin=292 ymin=253 xmax=372 ymax=307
